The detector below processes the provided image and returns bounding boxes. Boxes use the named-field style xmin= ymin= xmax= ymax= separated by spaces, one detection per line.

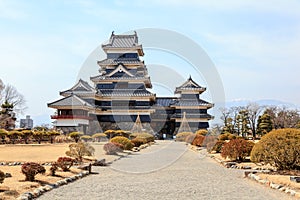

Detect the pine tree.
xmin=257 ymin=111 xmax=273 ymax=136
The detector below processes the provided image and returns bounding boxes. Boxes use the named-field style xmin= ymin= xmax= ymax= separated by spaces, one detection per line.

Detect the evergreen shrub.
xmin=250 ymin=128 xmax=300 ymax=170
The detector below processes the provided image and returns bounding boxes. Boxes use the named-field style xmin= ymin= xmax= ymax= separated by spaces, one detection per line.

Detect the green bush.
xmin=130 ymin=132 xmax=154 ymax=143
xmin=176 ymin=132 xmax=193 ymax=142
xmin=110 ymin=136 xmax=133 ymax=150
xmin=65 ymin=142 xmax=95 ymax=162
xmin=218 ymin=132 xmax=236 ymax=141
xmin=21 ymin=162 xmax=46 ymax=181
xmin=0 ymin=170 xmax=5 ymax=184
xmin=250 ymin=128 xmax=300 ymax=170
xmin=56 ymin=157 xmax=74 ymax=171
xmin=131 ymin=137 xmax=147 ymax=147
xmin=103 ymin=142 xmax=123 ymax=155
xmin=221 ymin=138 xmax=254 ymax=161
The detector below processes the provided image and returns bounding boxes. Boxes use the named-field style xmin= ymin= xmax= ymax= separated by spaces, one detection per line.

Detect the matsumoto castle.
xmin=48 ymin=32 xmax=214 ymax=138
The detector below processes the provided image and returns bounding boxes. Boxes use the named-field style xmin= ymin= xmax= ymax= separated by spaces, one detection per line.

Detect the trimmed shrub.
xmin=221 ymin=138 xmax=254 ymax=161
xmin=209 ymin=140 xmax=226 ymax=153
xmin=80 ymin=135 xmax=92 ymax=142
xmin=104 ymin=130 xmax=116 ymax=139
xmin=130 ymin=132 xmax=155 ymax=143
xmin=7 ymin=130 xmax=19 ymax=144
xmin=21 ymin=162 xmax=46 ymax=181
xmin=0 ymin=129 xmax=7 ymax=143
xmin=103 ymin=142 xmax=123 ymax=155
xmin=0 ymin=170 xmax=5 ymax=184
xmin=50 ymin=162 xmax=58 ymax=176
xmin=69 ymin=132 xmax=84 ymax=143
xmin=176 ymin=132 xmax=193 ymax=142
xmin=185 ymin=134 xmax=196 ymax=144
xmin=46 ymin=130 xmax=60 ymax=144
xmin=110 ymin=136 xmax=134 ymax=150
xmin=65 ymin=142 xmax=95 ymax=163
xmin=202 ymin=135 xmax=218 ymax=150
xmin=191 ymin=134 xmax=205 ymax=146
xmin=195 ymin=129 xmax=208 ymax=136
xmin=54 ymin=135 xmax=73 ymax=143
xmin=114 ymin=130 xmax=131 ymax=138
xmin=218 ymin=132 xmax=236 ymax=141
xmin=92 ymin=133 xmax=107 ymax=142
xmin=56 ymin=157 xmax=74 ymax=171
xmin=250 ymin=128 xmax=300 ymax=170
xmin=131 ymin=137 xmax=147 ymax=147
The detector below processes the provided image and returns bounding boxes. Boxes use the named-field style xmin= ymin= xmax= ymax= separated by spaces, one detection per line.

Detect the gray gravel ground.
xmin=38 ymin=141 xmax=294 ymax=200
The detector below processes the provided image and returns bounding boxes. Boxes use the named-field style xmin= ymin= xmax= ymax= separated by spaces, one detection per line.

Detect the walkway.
xmin=38 ymin=141 xmax=293 ymax=200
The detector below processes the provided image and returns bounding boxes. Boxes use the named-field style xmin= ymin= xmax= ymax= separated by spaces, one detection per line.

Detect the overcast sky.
xmin=1 ymin=0 xmax=300 ymax=126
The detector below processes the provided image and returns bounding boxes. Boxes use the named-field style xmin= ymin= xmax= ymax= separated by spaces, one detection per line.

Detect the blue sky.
xmin=0 ymin=0 xmax=300 ymax=126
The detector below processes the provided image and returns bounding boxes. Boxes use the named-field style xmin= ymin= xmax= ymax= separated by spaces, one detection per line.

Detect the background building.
xmin=20 ymin=115 xmax=33 ymax=129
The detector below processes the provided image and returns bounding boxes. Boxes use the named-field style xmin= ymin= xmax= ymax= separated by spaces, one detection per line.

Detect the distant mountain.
xmin=226 ymin=99 xmax=300 ymax=109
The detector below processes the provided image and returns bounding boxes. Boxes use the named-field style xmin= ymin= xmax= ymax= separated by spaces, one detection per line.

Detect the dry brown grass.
xmin=0 ymin=142 xmax=122 ymax=199
xmin=0 ymin=144 xmax=70 ymax=163
xmin=0 ymin=166 xmax=82 ymax=199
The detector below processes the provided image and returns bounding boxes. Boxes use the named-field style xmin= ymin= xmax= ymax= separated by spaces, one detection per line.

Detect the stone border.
xmin=16 ymin=171 xmax=89 ymax=200
xmin=245 ymin=173 xmax=300 ymax=198
xmin=209 ymin=154 xmax=300 ymax=199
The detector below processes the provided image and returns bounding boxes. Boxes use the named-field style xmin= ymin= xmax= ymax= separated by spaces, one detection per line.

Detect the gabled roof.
xmin=107 ymin=64 xmax=134 ymax=77
xmin=102 ymin=31 xmax=144 ymax=56
xmin=97 ymin=58 xmax=143 ymax=66
xmin=97 ymin=89 xmax=155 ymax=97
xmin=175 ymin=76 xmax=206 ymax=94
xmin=172 ymin=99 xmax=213 ymax=107
xmin=103 ymin=31 xmax=139 ymax=48
xmin=60 ymin=79 xmax=95 ymax=96
xmin=48 ymin=94 xmax=92 ymax=108
xmin=154 ymin=97 xmax=177 ymax=107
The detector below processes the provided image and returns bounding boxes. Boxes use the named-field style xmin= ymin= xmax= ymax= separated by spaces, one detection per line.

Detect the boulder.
xmin=92 ymin=159 xmax=107 ymax=166
xmin=290 ymin=176 xmax=300 ymax=183
xmin=224 ymin=162 xmax=237 ymax=168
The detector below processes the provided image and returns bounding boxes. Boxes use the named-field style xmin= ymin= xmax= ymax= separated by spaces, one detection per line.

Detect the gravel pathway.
xmin=38 ymin=141 xmax=293 ymax=200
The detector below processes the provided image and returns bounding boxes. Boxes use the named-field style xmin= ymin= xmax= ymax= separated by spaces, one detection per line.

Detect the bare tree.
xmin=264 ymin=106 xmax=300 ymax=129
xmin=219 ymin=107 xmax=230 ymax=127
xmin=1 ymin=84 xmax=26 ymax=115
xmin=246 ymin=103 xmax=262 ymax=139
